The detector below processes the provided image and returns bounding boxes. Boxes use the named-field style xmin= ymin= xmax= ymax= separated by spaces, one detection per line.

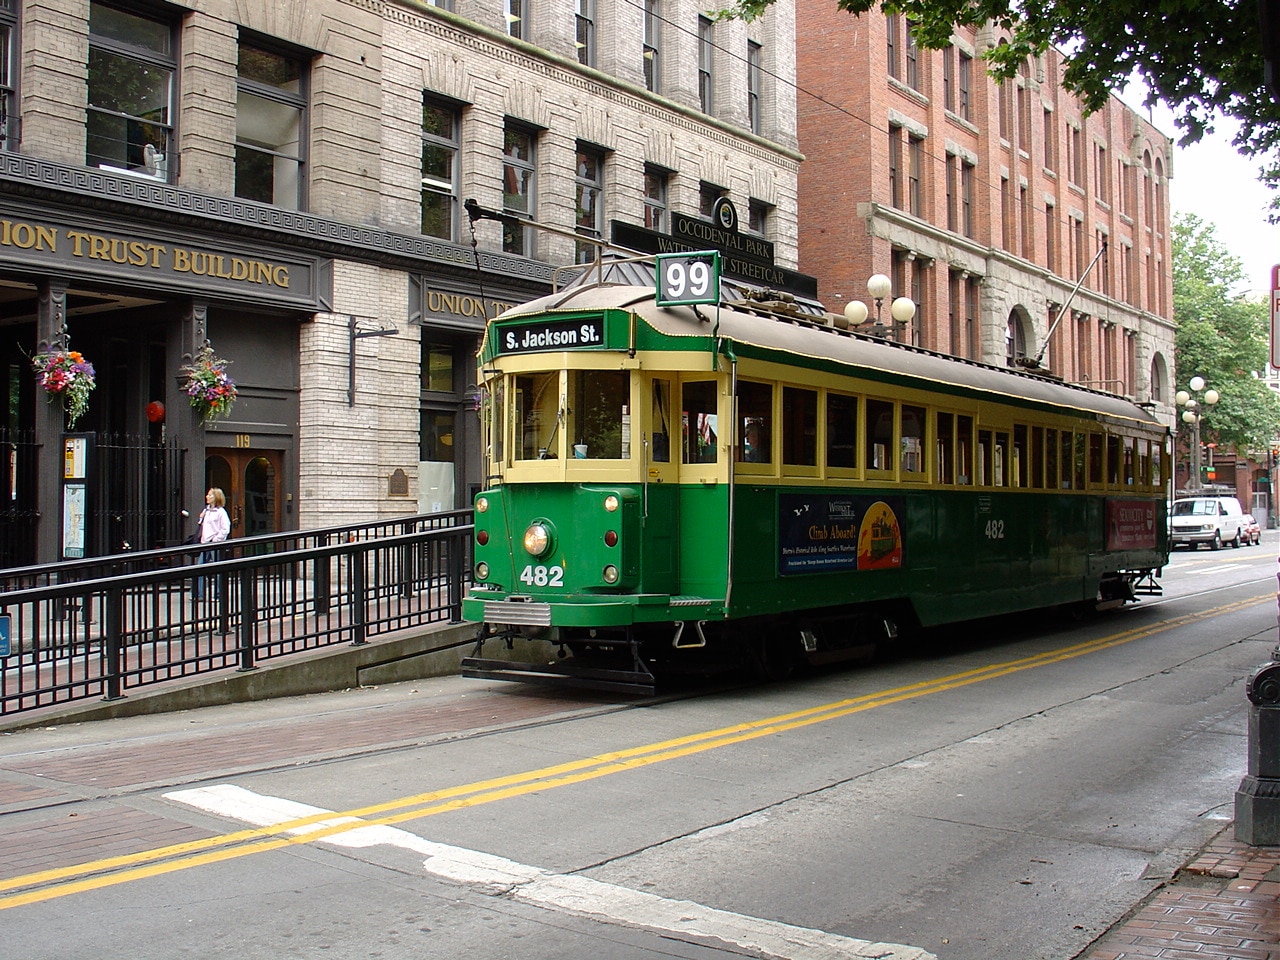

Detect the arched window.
xmin=1005 ymin=310 xmax=1027 ymax=366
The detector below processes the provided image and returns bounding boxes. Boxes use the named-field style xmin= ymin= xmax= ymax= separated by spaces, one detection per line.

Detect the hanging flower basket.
xmin=181 ymin=344 xmax=238 ymax=423
xmin=32 ymin=348 xmax=96 ymax=428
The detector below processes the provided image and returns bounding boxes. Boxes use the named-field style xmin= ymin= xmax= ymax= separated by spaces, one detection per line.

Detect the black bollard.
xmin=1235 ymin=658 xmax=1280 ymax=845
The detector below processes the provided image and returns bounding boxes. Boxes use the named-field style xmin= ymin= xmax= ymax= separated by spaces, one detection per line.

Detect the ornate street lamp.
xmin=843 ymin=274 xmax=917 ymax=342
xmin=1175 ymin=376 xmax=1220 ymax=491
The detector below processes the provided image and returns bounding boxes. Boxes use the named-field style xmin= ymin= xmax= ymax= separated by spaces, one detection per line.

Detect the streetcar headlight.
xmin=476 ymin=561 xmax=490 ymax=580
xmin=476 ymin=496 xmax=489 ymax=513
xmin=602 ymin=564 xmax=619 ymax=584
xmin=523 ymin=522 xmax=552 ymax=557
xmin=604 ymin=495 xmax=619 ymax=512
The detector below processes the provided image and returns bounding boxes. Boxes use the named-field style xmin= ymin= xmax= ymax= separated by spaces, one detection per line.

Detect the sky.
xmin=1123 ymin=90 xmax=1277 ymax=298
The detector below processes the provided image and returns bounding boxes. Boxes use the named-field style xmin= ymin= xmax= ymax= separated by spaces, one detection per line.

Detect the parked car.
xmin=1243 ymin=514 xmax=1262 ymax=545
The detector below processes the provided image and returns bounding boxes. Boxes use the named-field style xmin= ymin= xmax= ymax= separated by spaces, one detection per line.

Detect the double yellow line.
xmin=1 ymin=594 xmax=1266 ymax=910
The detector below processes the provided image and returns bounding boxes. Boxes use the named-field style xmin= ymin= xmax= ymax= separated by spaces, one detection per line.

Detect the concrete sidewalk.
xmin=1082 ymin=828 xmax=1280 ymax=959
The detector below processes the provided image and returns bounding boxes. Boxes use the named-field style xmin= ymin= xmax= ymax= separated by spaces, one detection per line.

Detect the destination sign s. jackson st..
xmin=498 ymin=317 xmax=606 ymax=354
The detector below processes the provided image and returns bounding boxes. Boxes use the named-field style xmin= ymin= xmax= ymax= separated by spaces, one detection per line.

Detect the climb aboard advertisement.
xmin=778 ymin=494 xmax=905 ymax=574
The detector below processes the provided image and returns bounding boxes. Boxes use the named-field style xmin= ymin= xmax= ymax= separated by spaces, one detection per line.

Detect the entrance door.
xmin=205 ymin=448 xmax=284 ymax=539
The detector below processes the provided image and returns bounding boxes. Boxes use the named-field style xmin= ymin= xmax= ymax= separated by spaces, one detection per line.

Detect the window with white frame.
xmin=507 ymin=0 xmax=527 ymax=40
xmin=575 ymin=143 xmax=604 ymax=263
xmin=0 ymin=0 xmax=14 ymax=149
xmin=747 ymin=41 xmax=762 ymax=134
xmin=643 ymin=0 xmax=660 ymax=92
xmin=87 ymin=1 xmax=175 ymax=179
xmin=421 ymin=96 xmax=459 ymax=241
xmin=503 ymin=123 xmax=536 ymax=255
xmin=644 ymin=165 xmax=669 ymax=231
xmin=575 ymin=0 xmax=595 ymax=67
xmin=235 ymin=41 xmax=307 ymax=209
xmin=698 ymin=17 xmax=714 ymax=114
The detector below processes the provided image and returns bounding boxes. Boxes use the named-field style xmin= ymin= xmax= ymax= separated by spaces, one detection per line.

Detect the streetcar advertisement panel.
xmin=779 ymin=494 xmax=905 ymax=574
xmin=1106 ymin=499 xmax=1159 ymax=550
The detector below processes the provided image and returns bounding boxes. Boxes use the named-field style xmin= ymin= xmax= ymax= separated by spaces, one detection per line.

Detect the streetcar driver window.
xmin=682 ymin=380 xmax=718 ymax=463
xmin=515 ymin=372 xmax=560 ymax=459
xmin=737 ymin=380 xmax=773 ymax=464
xmin=826 ymin=393 xmax=858 ymax=469
xmin=651 ymin=379 xmax=671 ymax=462
xmin=571 ymin=370 xmax=629 ymax=459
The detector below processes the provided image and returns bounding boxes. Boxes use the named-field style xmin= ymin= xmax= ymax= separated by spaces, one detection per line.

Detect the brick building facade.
xmin=0 ymin=0 xmax=799 ymax=564
xmin=794 ymin=3 xmax=1177 ymax=414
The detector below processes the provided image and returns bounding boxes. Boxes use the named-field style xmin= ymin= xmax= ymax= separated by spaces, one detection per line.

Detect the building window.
xmin=1073 ymin=217 xmax=1086 ymax=277
xmin=507 ymin=0 xmax=527 ymax=39
xmin=998 ymin=82 xmax=1011 ymax=140
xmin=886 ymin=14 xmax=899 ymax=79
xmin=888 ymin=127 xmax=902 ymax=209
xmin=575 ymin=0 xmax=595 ymax=67
xmin=0 ymin=0 xmax=16 ymax=150
xmin=907 ymin=134 xmax=923 ymax=216
xmin=699 ymin=181 xmax=723 ymax=219
xmin=643 ymin=0 xmax=660 ymax=93
xmin=421 ymin=96 xmax=459 ymax=241
xmin=575 ymin=144 xmax=604 ymax=263
xmin=747 ymin=40 xmax=762 ymax=134
xmin=1070 ymin=124 xmax=1085 ymax=185
xmin=957 ymin=51 xmax=971 ymax=120
xmin=1017 ymin=79 xmax=1031 ymax=150
xmin=235 ymin=41 xmax=307 ymax=209
xmin=943 ymin=46 xmax=955 ymax=112
xmin=1043 ymin=108 xmax=1055 ymax=172
xmin=1045 ymin=203 xmax=1057 ymax=270
xmin=503 ymin=124 xmax=536 ymax=255
xmin=960 ymin=161 xmax=974 ymax=237
xmin=698 ymin=17 xmax=715 ymax=114
xmin=904 ymin=20 xmax=919 ymax=90
xmin=945 ymin=155 xmax=957 ymax=231
xmin=644 ymin=165 xmax=669 ymax=231
xmin=1020 ymin=184 xmax=1032 ymax=260
xmin=87 ymin=1 xmax=175 ymax=180
xmin=747 ymin=198 xmax=770 ymax=237
xmin=1095 ymin=143 xmax=1109 ymax=204
xmin=1096 ymin=230 xmax=1110 ymax=294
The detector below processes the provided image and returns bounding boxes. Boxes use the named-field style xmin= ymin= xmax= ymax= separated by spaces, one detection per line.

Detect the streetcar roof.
xmin=492 ymin=283 xmax=1165 ymax=429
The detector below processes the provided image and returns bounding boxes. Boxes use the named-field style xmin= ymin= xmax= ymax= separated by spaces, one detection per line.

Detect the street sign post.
xmin=1270 ymin=264 xmax=1280 ymax=370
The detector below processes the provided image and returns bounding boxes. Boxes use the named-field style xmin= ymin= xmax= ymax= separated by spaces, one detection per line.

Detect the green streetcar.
xmin=461 ymin=261 xmax=1169 ymax=693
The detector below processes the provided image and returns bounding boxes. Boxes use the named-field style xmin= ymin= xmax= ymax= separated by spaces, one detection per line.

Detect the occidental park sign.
xmin=0 ymin=209 xmax=330 ymax=311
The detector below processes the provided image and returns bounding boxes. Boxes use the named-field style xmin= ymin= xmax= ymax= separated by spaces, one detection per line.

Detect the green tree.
xmin=1172 ymin=213 xmax=1280 ymax=454
xmin=718 ymin=0 xmax=1280 ymax=217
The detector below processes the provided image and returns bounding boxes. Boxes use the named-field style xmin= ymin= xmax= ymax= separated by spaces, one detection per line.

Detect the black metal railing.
xmin=0 ymin=511 xmax=474 ymax=717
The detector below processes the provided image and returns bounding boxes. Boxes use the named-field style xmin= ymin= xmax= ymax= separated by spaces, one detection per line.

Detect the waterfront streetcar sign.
xmin=655 ymin=250 xmax=721 ymax=306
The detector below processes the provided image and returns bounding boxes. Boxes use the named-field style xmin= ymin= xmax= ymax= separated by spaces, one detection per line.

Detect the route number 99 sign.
xmin=655 ymin=251 xmax=721 ymax=306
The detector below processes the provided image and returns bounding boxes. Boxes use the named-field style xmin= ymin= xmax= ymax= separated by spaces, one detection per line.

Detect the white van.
xmin=1169 ymin=495 xmax=1248 ymax=550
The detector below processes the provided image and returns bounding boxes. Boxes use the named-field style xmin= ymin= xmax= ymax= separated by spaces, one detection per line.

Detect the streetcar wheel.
xmin=749 ymin=631 xmax=796 ymax=682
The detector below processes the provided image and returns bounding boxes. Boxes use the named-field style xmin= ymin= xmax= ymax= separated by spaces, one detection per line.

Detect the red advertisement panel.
xmin=1107 ymin=500 xmax=1158 ymax=550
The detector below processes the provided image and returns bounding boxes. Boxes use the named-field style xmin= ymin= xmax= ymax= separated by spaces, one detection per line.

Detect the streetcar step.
xmin=460 ymin=656 xmax=656 ymax=696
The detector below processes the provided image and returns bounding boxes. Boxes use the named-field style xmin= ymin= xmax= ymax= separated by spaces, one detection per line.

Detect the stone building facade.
xmin=0 ymin=0 xmax=799 ymax=564
xmin=794 ymin=1 xmax=1177 ymax=414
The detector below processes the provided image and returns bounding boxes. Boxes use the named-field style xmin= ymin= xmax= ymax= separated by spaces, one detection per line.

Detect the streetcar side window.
xmin=1031 ymin=426 xmax=1045 ymax=489
xmin=977 ymin=428 xmax=992 ymax=486
xmin=956 ymin=415 xmax=973 ymax=484
xmin=571 ymin=370 xmax=630 ymax=459
xmin=1045 ymin=428 xmax=1058 ymax=489
xmin=901 ymin=404 xmax=926 ymax=478
xmin=737 ymin=380 xmax=773 ymax=464
xmin=1089 ymin=432 xmax=1104 ymax=486
xmin=1073 ymin=432 xmax=1086 ymax=489
xmin=490 ymin=377 xmax=505 ymax=465
xmin=865 ymin=398 xmax=894 ymax=475
xmin=994 ymin=431 xmax=1009 ymax=486
xmin=1123 ymin=437 xmax=1136 ymax=485
xmin=826 ymin=393 xmax=858 ymax=470
xmin=1013 ymin=425 xmax=1028 ymax=487
xmin=651 ymin=378 xmax=672 ymax=463
xmin=515 ymin=372 xmax=561 ymax=460
xmin=1107 ymin=434 xmax=1121 ymax=485
xmin=682 ymin=380 xmax=718 ymax=463
xmin=936 ymin=412 xmax=954 ymax=484
xmin=1060 ymin=430 xmax=1074 ymax=489
xmin=782 ymin=386 xmax=817 ymax=466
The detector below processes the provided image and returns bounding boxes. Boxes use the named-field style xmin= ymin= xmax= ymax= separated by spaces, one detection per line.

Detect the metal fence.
xmin=0 ymin=511 xmax=474 ymax=717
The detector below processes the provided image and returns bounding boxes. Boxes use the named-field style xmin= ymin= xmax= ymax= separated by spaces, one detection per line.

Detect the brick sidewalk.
xmin=1083 ymin=828 xmax=1280 ymax=959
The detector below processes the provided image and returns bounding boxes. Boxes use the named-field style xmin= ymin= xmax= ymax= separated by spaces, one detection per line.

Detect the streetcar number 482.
xmin=984 ymin=519 xmax=1006 ymax=539
xmin=519 ymin=564 xmax=564 ymax=587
